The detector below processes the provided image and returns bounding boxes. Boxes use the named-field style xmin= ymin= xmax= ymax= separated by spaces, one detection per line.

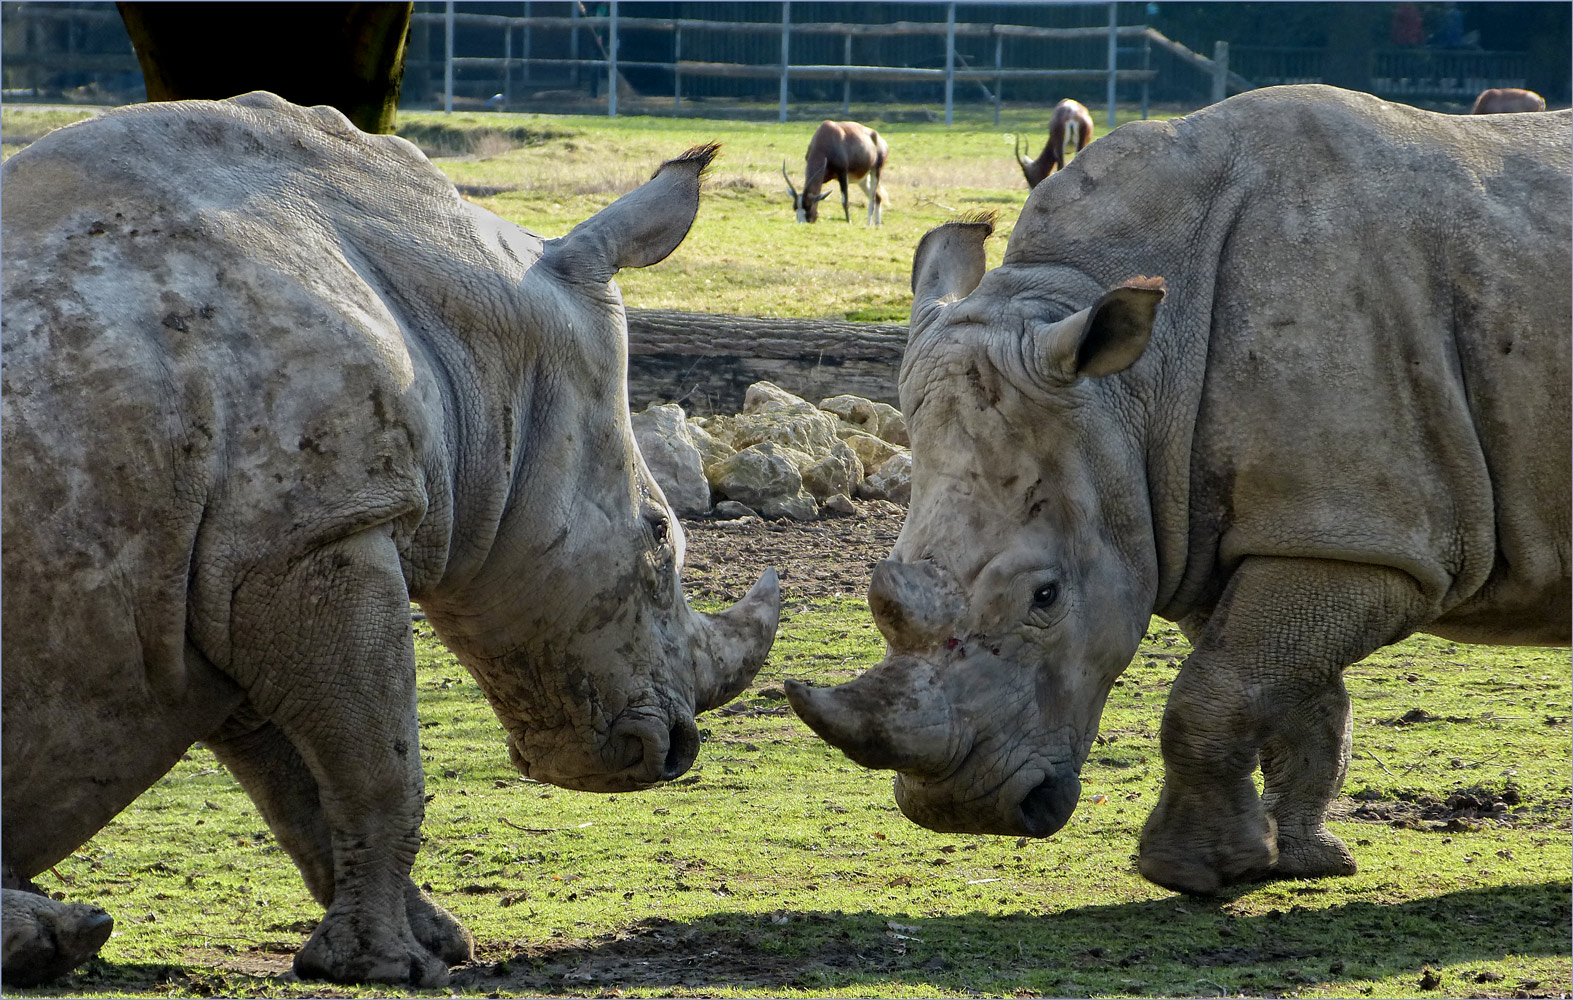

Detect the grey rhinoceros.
xmin=787 ymin=85 xmax=1570 ymax=895
xmin=1 ymin=92 xmax=779 ymax=986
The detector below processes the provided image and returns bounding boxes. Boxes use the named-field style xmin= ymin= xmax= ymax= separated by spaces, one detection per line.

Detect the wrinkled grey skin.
xmin=2 ymin=93 xmax=779 ymax=986
xmin=1 ymin=875 xmax=113 ymax=988
xmin=788 ymin=85 xmax=1570 ymax=895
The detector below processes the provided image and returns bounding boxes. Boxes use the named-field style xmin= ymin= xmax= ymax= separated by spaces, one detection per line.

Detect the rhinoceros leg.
xmin=1259 ymin=675 xmax=1359 ymax=879
xmin=1139 ymin=557 xmax=1428 ymax=895
xmin=205 ymin=716 xmax=473 ymax=965
xmin=224 ymin=529 xmax=458 ymax=986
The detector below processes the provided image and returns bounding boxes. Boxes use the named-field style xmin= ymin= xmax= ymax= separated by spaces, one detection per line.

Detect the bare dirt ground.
xmin=677 ymin=501 xmax=906 ymax=608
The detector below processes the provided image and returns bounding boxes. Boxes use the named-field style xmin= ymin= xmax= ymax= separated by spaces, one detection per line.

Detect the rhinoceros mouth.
xmin=893 ymin=759 xmax=1082 ymax=838
xmin=502 ymin=713 xmax=702 ymax=791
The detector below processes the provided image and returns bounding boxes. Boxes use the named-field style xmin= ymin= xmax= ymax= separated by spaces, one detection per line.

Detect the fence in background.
xmin=0 ymin=1 xmax=1549 ymax=116
xmin=1232 ymin=44 xmax=1530 ymax=100
xmin=406 ymin=2 xmax=1259 ymax=124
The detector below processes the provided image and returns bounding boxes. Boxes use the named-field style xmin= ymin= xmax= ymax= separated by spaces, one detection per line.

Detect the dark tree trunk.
xmin=1319 ymin=5 xmax=1383 ymax=95
xmin=117 ymin=2 xmax=412 ymax=134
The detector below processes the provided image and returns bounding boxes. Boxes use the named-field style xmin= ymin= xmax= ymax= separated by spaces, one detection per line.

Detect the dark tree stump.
xmin=118 ymin=2 xmax=412 ymax=135
xmin=624 ymin=309 xmax=908 ymax=414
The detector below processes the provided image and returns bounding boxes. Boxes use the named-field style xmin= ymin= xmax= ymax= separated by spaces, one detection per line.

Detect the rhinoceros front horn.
xmin=692 ymin=568 xmax=780 ymax=713
xmin=867 ymin=559 xmax=965 ymax=652
xmin=785 ymin=656 xmax=963 ymax=776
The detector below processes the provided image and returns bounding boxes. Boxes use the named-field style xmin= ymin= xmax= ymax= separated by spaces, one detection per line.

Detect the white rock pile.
xmin=631 ymin=381 xmax=912 ymax=521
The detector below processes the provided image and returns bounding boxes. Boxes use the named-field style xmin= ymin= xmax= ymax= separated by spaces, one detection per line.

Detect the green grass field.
xmin=2 ymin=103 xmax=1155 ymax=322
xmin=3 ymin=105 xmax=1569 ymax=999
xmin=28 ymin=612 xmax=1571 ymax=999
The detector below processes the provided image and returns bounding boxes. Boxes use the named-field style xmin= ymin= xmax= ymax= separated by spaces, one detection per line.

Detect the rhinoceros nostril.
xmin=661 ymin=717 xmax=700 ymax=780
xmin=1017 ymin=774 xmax=1081 ymax=838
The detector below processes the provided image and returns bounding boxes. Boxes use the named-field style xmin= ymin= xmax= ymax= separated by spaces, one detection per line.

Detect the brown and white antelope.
xmin=782 ymin=120 xmax=889 ymax=225
xmin=1015 ymin=98 xmax=1094 ymax=189
xmin=1470 ymin=87 xmax=1546 ymax=114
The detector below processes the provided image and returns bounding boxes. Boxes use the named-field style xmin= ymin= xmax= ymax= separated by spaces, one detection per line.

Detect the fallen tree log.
xmin=625 ymin=308 xmax=908 ymax=414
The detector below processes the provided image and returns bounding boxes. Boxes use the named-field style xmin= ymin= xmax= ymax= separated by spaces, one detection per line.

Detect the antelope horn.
xmin=781 ymin=161 xmax=799 ymax=198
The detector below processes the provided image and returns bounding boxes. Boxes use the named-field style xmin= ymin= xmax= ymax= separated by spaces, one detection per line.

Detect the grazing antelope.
xmin=1471 ymin=87 xmax=1546 ymax=113
xmin=782 ymin=120 xmax=889 ymax=225
xmin=1015 ymin=98 xmax=1094 ymax=189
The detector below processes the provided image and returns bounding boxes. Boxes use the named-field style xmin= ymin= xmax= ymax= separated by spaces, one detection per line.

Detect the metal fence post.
xmin=944 ymin=2 xmax=955 ymax=126
xmin=1212 ymin=40 xmax=1230 ymax=104
xmin=608 ymin=0 xmax=619 ymax=117
xmin=569 ymin=1 xmax=579 ymax=88
xmin=1105 ymin=1 xmax=1117 ymax=128
xmin=444 ymin=0 xmax=454 ymax=114
xmin=503 ymin=27 xmax=511 ymax=106
xmin=843 ymin=31 xmax=852 ymax=115
xmin=675 ymin=24 xmax=682 ymax=111
xmin=993 ymin=30 xmax=1003 ymax=126
xmin=1141 ymin=29 xmax=1150 ymax=119
xmin=779 ymin=0 xmax=790 ymax=124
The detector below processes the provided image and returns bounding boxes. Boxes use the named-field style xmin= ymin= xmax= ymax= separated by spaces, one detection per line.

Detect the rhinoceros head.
xmin=421 ymin=146 xmax=779 ymax=793
xmin=788 ymin=216 xmax=1164 ymax=836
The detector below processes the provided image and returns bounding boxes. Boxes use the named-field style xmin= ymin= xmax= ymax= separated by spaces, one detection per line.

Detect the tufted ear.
xmin=540 ymin=143 xmax=718 ymax=284
xmin=910 ymin=213 xmax=996 ymax=316
xmin=1034 ymin=277 xmax=1165 ymax=380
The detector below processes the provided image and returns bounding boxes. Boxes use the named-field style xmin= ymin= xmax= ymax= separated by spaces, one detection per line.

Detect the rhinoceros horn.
xmin=867 ymin=558 xmax=966 ymax=652
xmin=785 ymin=655 xmax=963 ymax=776
xmin=786 ymin=559 xmax=967 ymax=774
xmin=692 ymin=568 xmax=781 ymax=713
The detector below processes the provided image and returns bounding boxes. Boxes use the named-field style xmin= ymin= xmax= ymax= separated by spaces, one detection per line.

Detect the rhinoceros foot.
xmin=1272 ymin=827 xmax=1358 ymax=879
xmin=405 ymin=886 xmax=474 ymax=966
xmin=1 ymin=888 xmax=114 ymax=987
xmin=1137 ymin=787 xmax=1277 ymax=895
xmin=293 ymin=897 xmax=454 ymax=987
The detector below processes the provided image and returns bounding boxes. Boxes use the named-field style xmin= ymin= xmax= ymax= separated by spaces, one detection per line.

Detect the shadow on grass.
xmin=23 ymin=881 xmax=1568 ymax=998
xmin=454 ymin=880 xmax=1570 ymax=996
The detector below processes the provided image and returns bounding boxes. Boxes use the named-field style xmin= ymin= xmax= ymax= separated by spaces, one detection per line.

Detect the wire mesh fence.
xmin=0 ymin=1 xmax=1557 ymax=118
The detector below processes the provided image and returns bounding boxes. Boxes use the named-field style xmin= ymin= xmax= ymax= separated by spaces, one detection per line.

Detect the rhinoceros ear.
xmin=540 ymin=143 xmax=718 ymax=284
xmin=1035 ymin=276 xmax=1165 ymax=380
xmin=911 ymin=212 xmax=996 ymax=313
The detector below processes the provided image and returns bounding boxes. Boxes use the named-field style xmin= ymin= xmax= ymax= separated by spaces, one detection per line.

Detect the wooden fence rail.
xmin=409 ymin=5 xmax=1218 ymax=124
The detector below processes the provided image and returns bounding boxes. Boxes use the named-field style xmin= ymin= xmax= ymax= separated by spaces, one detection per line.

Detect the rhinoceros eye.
xmin=1031 ymin=582 xmax=1060 ymax=608
xmin=648 ymin=512 xmax=669 ymax=545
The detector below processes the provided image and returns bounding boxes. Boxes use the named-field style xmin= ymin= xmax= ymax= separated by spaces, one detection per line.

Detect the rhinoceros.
xmin=787 ymin=85 xmax=1570 ymax=895
xmin=1 ymin=93 xmax=779 ymax=986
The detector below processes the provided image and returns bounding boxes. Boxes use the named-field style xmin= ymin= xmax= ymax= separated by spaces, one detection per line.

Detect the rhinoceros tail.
xmin=654 ymin=142 xmax=721 ymax=181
